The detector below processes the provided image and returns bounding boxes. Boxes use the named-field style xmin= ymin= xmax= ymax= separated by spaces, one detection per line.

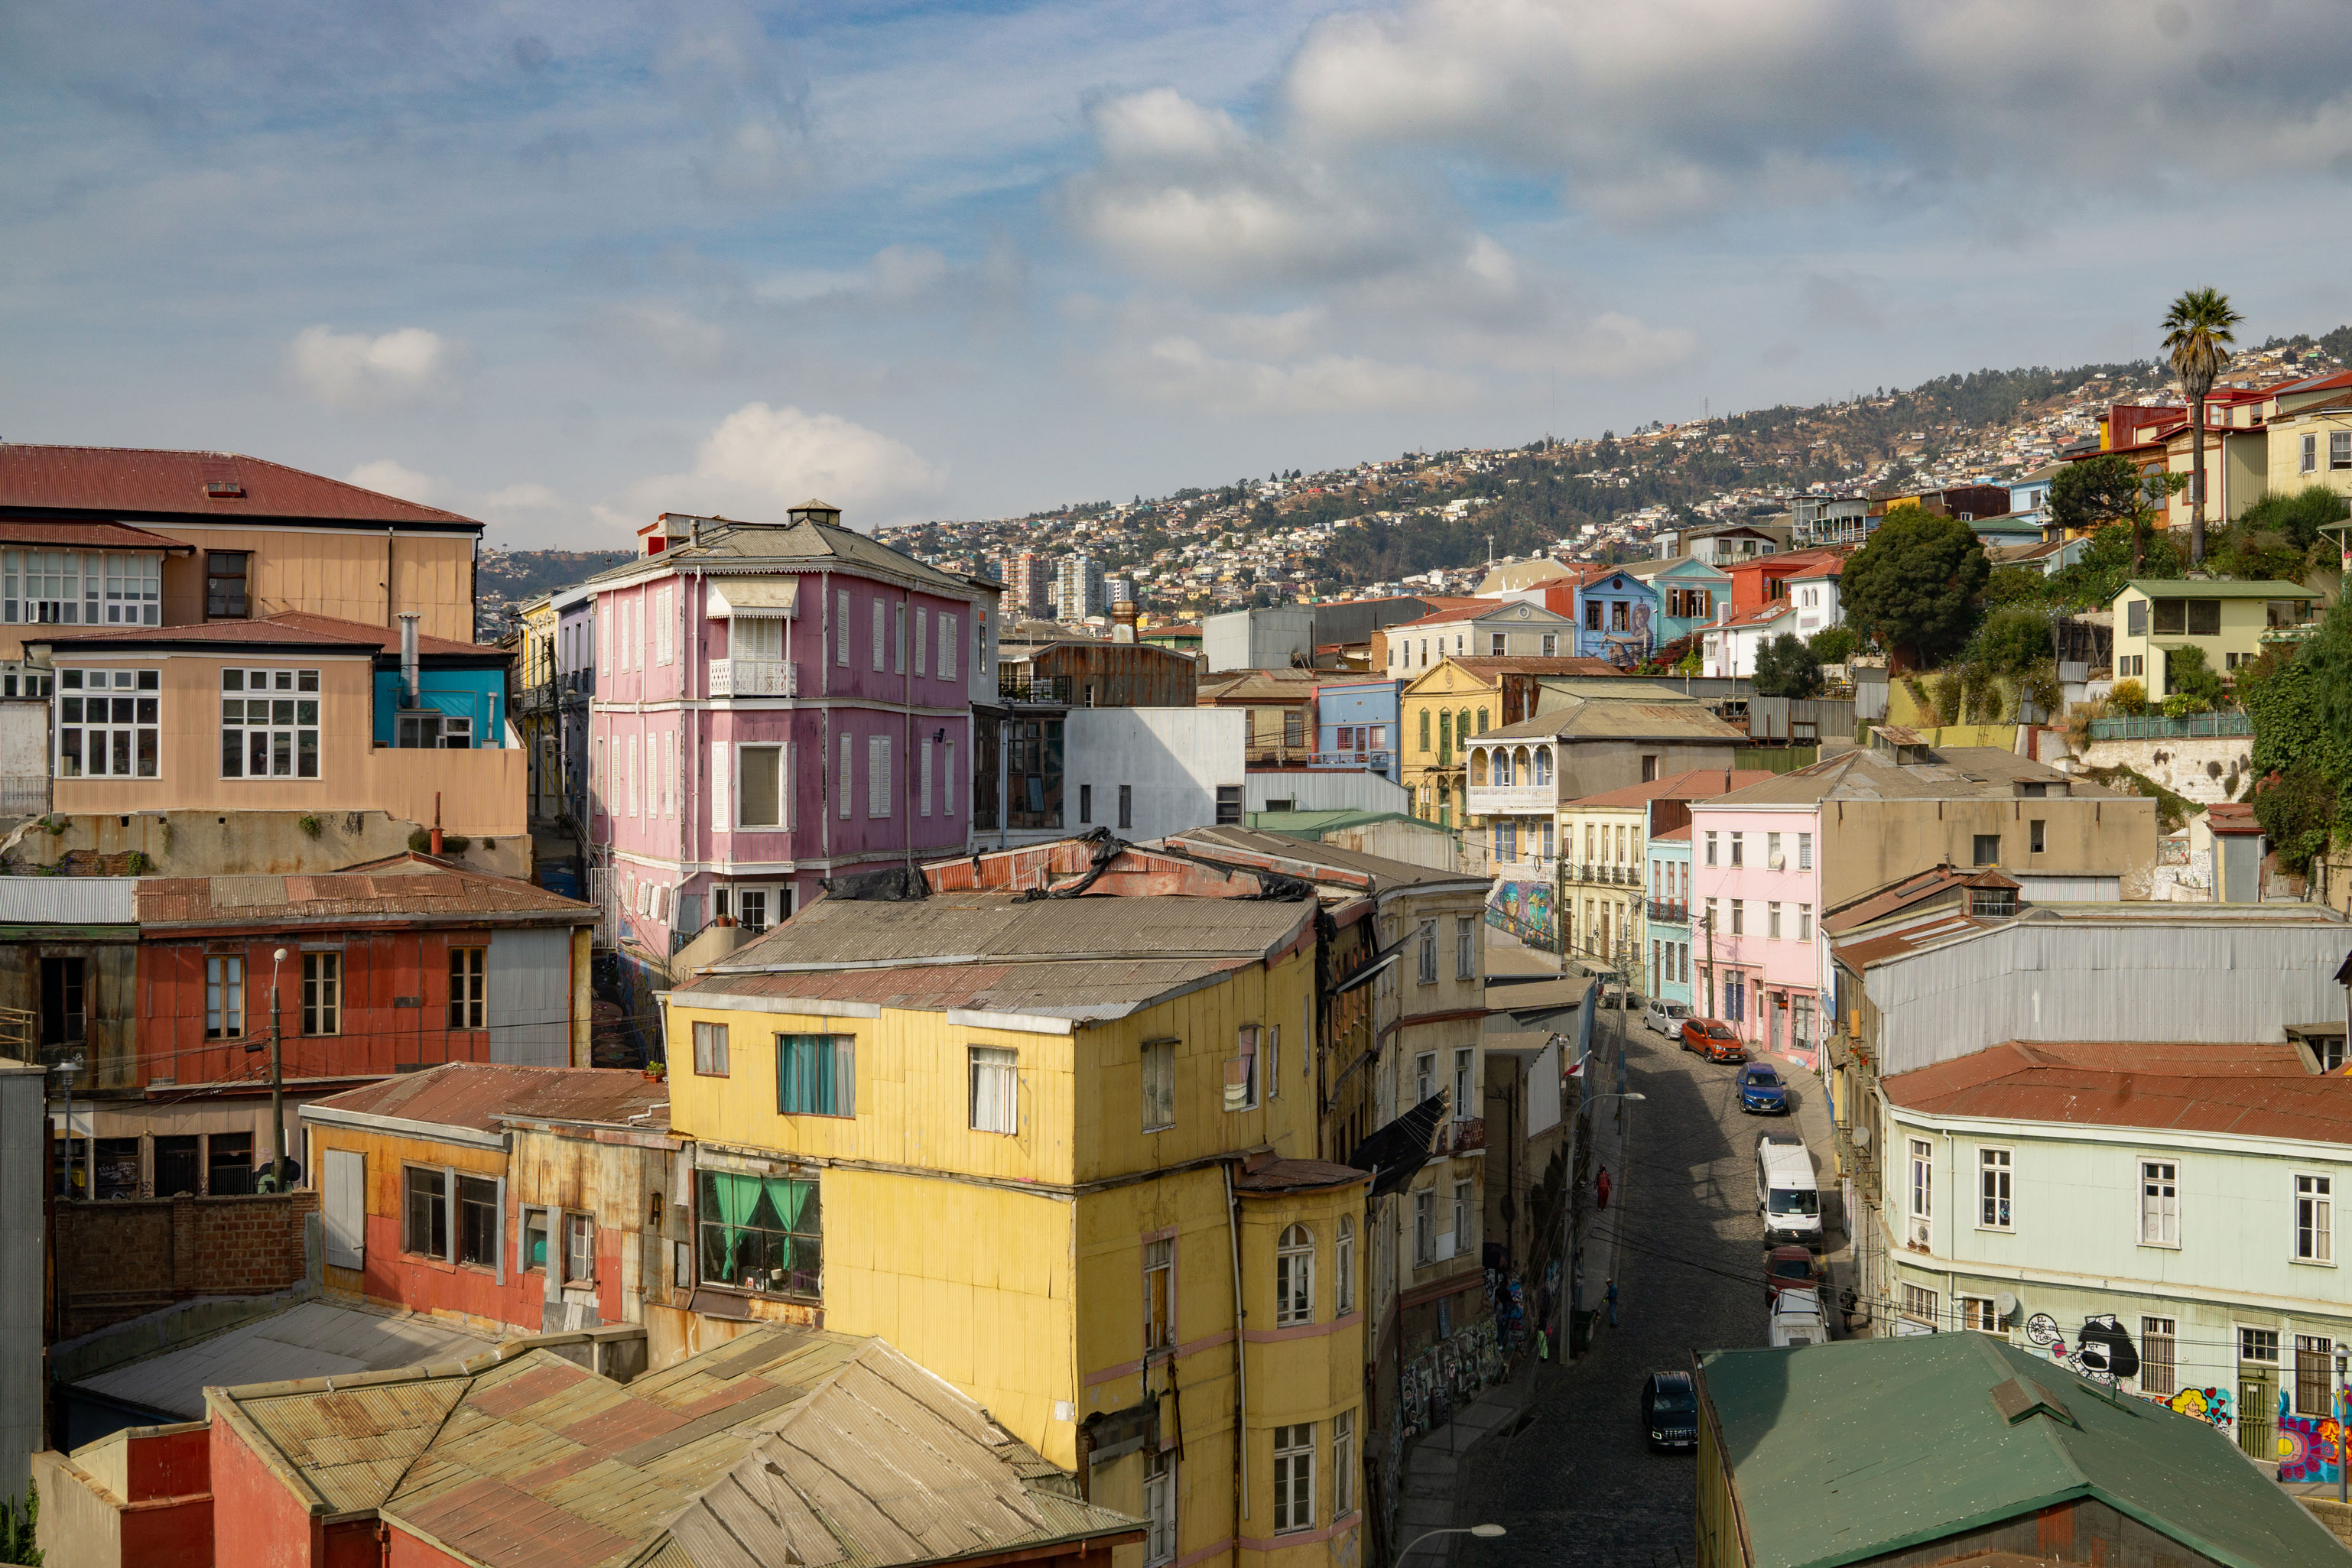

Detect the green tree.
xmin=2046 ymin=453 xmax=2183 ymax=574
xmin=1983 ymin=563 xmax=2052 ymax=609
xmin=2045 ymin=521 xmax=2186 ymax=609
xmin=1805 ymin=625 xmax=1857 ymax=664
xmin=2159 ymin=642 xmax=2225 ymax=706
xmin=0 ymin=1485 xmax=39 ymax=1566
xmin=2253 ymin=765 xmax=2338 ymax=876
xmin=1838 ymin=504 xmax=1990 ymax=671
xmin=1753 ymin=634 xmax=1824 ymax=698
xmin=1968 ymin=604 xmax=2054 ymax=675
xmin=2161 ymin=286 xmax=2242 ymax=566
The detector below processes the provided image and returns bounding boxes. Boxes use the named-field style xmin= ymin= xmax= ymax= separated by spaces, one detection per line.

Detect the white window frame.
xmin=838 ymin=734 xmax=853 ymax=820
xmin=836 ymin=589 xmax=851 ymax=665
xmin=1142 ymin=1038 xmax=1175 ymax=1132
xmin=206 ymin=955 xmax=245 ymax=1040
xmin=1959 ymin=1295 xmax=2000 ymax=1333
xmin=1143 ymin=1450 xmax=1176 ymax=1566
xmin=2141 ymin=1316 xmax=2178 ymax=1397
xmin=939 ymin=613 xmax=957 ymax=681
xmin=1453 ymin=1047 xmax=1474 ymax=1118
xmin=656 ymin=586 xmax=674 ymax=665
xmin=1900 ymin=1281 xmax=1938 ymax=1329
xmin=57 ymin=667 xmax=162 ymax=779
xmin=2140 ymin=1159 xmax=2180 ymax=1248
xmin=1767 ymin=901 xmax=1782 ymax=940
xmin=693 ymin=1020 xmax=730 ymax=1076
xmin=1275 ymin=1224 xmax=1314 ymax=1327
xmin=1226 ymin=1025 xmax=1261 ymax=1112
xmin=1271 ymin=1423 xmax=1314 ymax=1534
xmin=1456 ymin=915 xmax=1475 ymax=979
xmin=1332 ymin=1409 xmax=1355 ymax=1518
xmin=1452 ymin=1177 xmax=1473 ymax=1255
xmin=871 ymin=599 xmax=886 ymax=672
xmin=1413 ymin=1187 xmax=1434 ymax=1265
xmin=944 ymin=739 xmax=957 ymax=817
xmin=914 ymin=606 xmax=927 ymax=675
xmin=737 ymin=742 xmax=786 ymax=830
xmin=1416 ymin=920 xmax=1438 ymax=985
xmin=1978 ymin=1146 xmax=2012 ymax=1231
xmin=893 ymin=601 xmax=906 ymax=674
xmin=1908 ymin=1137 xmax=1933 ymax=1223
xmin=920 ymin=739 xmax=934 ymax=818
xmin=1335 ymin=1216 xmax=1355 ymax=1316
xmin=969 ymin=1046 xmax=1018 ymax=1134
xmin=2296 ymin=1173 xmax=2334 ymax=1264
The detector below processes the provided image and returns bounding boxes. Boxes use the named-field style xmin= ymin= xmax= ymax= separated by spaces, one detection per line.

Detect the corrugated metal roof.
xmin=1478 ymin=695 xmax=1747 ymax=744
xmin=39 ymin=609 xmax=503 ymax=657
xmin=1883 ymin=1040 xmax=2352 ymax=1141
xmin=1167 ymin=826 xmax=1483 ymax=893
xmin=306 ymin=1063 xmax=670 ymax=1134
xmin=1431 ymin=654 xmax=1626 ymax=679
xmin=86 ymin=1298 xmax=494 ymax=1422
xmin=206 ymin=1327 xmax=1138 ymax=1568
xmin=1707 ymin=746 xmax=2126 ymax=807
xmin=1562 ymin=768 xmax=1776 ymax=811
xmin=710 ymin=891 xmax=1309 ymax=972
xmin=0 ymin=518 xmax=196 ymax=553
xmin=677 ymin=956 xmax=1252 ymax=1023
xmin=135 ymin=855 xmax=593 ymax=929
xmin=0 ymin=443 xmax=479 ymax=527
xmin=0 ymin=877 xmax=137 ymax=926
xmin=579 ymin=518 xmax=978 ymax=599
xmin=2123 ymin=578 xmax=2318 ymax=599
xmin=1702 ymin=1333 xmax=2352 ymax=1568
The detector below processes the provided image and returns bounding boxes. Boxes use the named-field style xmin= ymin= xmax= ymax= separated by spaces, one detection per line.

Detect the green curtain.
xmin=702 ymin=1171 xmax=765 ymax=1283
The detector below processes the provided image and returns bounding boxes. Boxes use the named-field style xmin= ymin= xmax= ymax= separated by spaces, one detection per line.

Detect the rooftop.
xmin=1704 ymin=745 xmax=2120 ymax=807
xmin=1882 ymin=1040 xmax=2352 ymax=1143
xmin=583 ymin=515 xmax=981 ymax=599
xmin=675 ymin=955 xmax=1258 ymax=1025
xmin=0 ymin=518 xmax=196 ymax=554
xmin=305 ymin=1063 xmax=671 ymax=1135
xmin=0 ymin=443 xmax=480 ymax=529
xmin=1428 ymin=654 xmax=1626 ymax=680
xmin=1823 ymin=863 xmax=2023 ymax=937
xmin=2117 ymin=578 xmax=2319 ymax=600
xmin=1563 ymin=768 xmax=1777 ymax=813
xmin=134 ymin=853 xmax=596 ymax=930
xmin=1702 ymin=1332 xmax=2350 ymax=1568
xmin=37 ymin=609 xmax=506 ymax=658
xmin=1477 ymin=694 xmax=1749 ymax=745
xmin=211 ymin=1326 xmax=1140 ymax=1568
xmin=1167 ymin=825 xmax=1489 ymax=894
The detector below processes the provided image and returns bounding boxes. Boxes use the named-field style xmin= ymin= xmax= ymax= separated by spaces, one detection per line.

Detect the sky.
xmin=7 ymin=0 xmax=2352 ymax=549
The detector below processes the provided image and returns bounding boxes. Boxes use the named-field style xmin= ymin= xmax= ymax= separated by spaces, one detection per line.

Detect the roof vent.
xmin=1988 ymin=1376 xmax=2075 ymax=1428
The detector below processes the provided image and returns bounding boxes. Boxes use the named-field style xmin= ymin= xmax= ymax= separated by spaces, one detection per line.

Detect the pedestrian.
xmin=1606 ymin=1276 xmax=1619 ymax=1329
xmin=1595 ymin=1167 xmax=1612 ymax=1210
xmin=1537 ymin=1325 xmax=1550 ymax=1362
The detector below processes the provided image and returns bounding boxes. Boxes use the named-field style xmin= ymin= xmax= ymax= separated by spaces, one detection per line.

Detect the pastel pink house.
xmin=586 ymin=502 xmax=998 ymax=955
xmin=1686 ymin=796 xmax=1825 ymax=1067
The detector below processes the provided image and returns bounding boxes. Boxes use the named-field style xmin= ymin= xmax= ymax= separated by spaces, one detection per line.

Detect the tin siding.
xmin=488 ymin=928 xmax=570 ymax=1068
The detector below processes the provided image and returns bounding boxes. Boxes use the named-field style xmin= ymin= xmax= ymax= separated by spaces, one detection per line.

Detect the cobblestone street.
xmin=1448 ymin=1018 xmax=1844 ymax=1568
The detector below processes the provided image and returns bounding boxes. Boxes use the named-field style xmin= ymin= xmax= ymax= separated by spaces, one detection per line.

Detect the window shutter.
xmin=323 ymin=1148 xmax=364 ymax=1269
xmin=837 ymin=590 xmax=850 ymax=665
xmin=914 ymin=608 xmax=927 ymax=675
xmin=834 ymin=1035 xmax=856 ymax=1117
xmin=944 ymin=740 xmax=956 ymax=817
xmin=839 ymin=735 xmax=853 ymax=820
xmin=443 ymin=1166 xmax=457 ymax=1271
xmin=494 ymin=1175 xmax=507 ymax=1285
xmin=920 ymin=742 xmax=934 ymax=818
xmin=712 ymin=741 xmax=729 ymax=829
xmin=940 ymin=615 xmax=957 ymax=680
xmin=869 ymin=734 xmax=891 ymax=816
xmin=872 ymin=602 xmax=885 ymax=671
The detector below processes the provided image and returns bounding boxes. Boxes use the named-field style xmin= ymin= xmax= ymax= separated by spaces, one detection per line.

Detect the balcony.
xmin=1465 ymin=783 xmax=1554 ymax=816
xmin=999 ymin=673 xmax=1071 ymax=704
xmin=1438 ymin=1116 xmax=1486 ymax=1155
xmin=709 ymin=659 xmax=797 ymax=698
xmin=1308 ymin=750 xmax=1393 ymax=772
xmin=1646 ymin=899 xmax=1689 ymax=924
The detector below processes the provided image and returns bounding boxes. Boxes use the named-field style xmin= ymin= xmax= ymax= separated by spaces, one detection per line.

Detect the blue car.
xmin=1739 ymin=1063 xmax=1789 ymax=1115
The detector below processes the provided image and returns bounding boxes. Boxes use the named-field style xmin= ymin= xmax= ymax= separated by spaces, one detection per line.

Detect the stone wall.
xmin=51 ymin=1192 xmax=319 ymax=1340
xmin=2073 ymin=735 xmax=2255 ymax=807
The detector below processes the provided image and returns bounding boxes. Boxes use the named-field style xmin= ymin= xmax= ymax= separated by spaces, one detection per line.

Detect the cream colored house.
xmin=2109 ymin=579 xmax=2320 ymax=689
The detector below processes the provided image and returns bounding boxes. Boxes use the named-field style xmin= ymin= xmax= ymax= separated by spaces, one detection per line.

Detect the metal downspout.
xmin=1224 ymin=1159 xmax=1249 ymax=1527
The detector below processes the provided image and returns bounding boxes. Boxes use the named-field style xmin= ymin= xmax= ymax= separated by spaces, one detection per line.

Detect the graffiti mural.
xmin=2279 ymin=1414 xmax=2347 ymax=1483
xmin=1487 ymin=880 xmax=1553 ymax=943
xmin=2142 ymin=1385 xmax=2236 ymax=1432
xmin=2023 ymin=1311 xmax=2139 ymax=1388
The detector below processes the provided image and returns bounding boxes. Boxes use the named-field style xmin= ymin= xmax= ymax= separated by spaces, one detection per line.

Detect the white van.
xmin=1769 ymin=1285 xmax=1830 ymax=1347
xmin=1756 ymin=1132 xmax=1821 ymax=1247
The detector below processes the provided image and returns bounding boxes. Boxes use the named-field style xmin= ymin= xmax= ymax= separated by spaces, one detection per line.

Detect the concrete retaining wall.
xmin=2074 ymin=735 xmax=2254 ymax=806
xmin=0 ymin=809 xmax=531 ymax=879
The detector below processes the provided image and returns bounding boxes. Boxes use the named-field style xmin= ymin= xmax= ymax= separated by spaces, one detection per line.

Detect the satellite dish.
xmin=1995 ymin=1291 xmax=2019 ymax=1320
xmin=1853 ymin=1122 xmax=1871 ymax=1148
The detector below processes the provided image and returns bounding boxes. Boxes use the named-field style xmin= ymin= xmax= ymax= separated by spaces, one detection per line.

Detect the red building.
xmin=1722 ymin=547 xmax=1850 ymax=616
xmin=65 ymin=854 xmax=594 ymax=1202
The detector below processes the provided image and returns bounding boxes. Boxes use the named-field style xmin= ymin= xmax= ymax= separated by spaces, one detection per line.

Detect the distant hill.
xmin=477 ymin=549 xmax=632 ymax=605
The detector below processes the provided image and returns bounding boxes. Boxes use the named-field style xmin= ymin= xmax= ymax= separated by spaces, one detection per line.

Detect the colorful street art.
xmin=2279 ymin=1414 xmax=2347 ymax=1483
xmin=1488 ymin=880 xmax=1553 ymax=943
xmin=2138 ymin=1385 xmax=2235 ymax=1431
xmin=2023 ymin=1311 xmax=2139 ymax=1386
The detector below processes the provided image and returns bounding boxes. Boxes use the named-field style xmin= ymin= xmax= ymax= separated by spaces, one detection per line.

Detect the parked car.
xmin=1764 ymin=1245 xmax=1818 ymax=1306
xmin=1739 ymin=1062 xmax=1789 ymax=1114
xmin=1756 ymin=1131 xmax=1822 ymax=1247
xmin=1770 ymin=1284 xmax=1831 ymax=1347
xmin=1680 ymin=1017 xmax=1747 ymax=1063
xmin=1645 ymin=998 xmax=1691 ymax=1035
xmin=1642 ymin=1369 xmax=1699 ymax=1452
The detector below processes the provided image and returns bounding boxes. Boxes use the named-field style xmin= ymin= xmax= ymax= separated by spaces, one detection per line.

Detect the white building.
xmin=1788 ymin=558 xmax=1844 ymax=643
xmin=1702 ymin=602 xmax=1796 ymax=678
xmin=994 ymin=706 xmax=1246 ymax=848
xmin=1054 ymin=553 xmax=1103 ymax=622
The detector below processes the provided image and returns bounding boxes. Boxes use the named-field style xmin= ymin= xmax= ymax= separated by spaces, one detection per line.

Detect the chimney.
xmin=1112 ymin=603 xmax=1138 ymax=644
xmin=398 ymin=613 xmax=421 ymax=708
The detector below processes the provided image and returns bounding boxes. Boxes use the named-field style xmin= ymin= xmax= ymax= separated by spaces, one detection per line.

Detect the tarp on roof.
xmin=1349 ymin=1094 xmax=1447 ymax=1199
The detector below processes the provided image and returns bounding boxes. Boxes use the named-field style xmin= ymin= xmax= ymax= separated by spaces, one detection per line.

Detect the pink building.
xmin=586 ymin=502 xmax=997 ymax=953
xmin=1685 ymin=795 xmax=1824 ymax=1068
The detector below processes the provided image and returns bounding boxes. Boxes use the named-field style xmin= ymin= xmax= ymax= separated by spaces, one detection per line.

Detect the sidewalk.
xmin=1767 ymin=1049 xmax=1857 ymax=1336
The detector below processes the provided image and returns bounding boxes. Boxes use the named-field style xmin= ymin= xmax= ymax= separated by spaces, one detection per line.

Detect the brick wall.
xmin=54 ymin=1193 xmax=318 ymax=1339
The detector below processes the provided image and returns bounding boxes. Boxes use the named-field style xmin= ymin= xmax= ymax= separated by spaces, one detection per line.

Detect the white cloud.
xmin=620 ymin=403 xmax=944 ymax=529
xmin=345 ymin=459 xmax=447 ymax=507
xmin=290 ymin=326 xmax=454 ymax=409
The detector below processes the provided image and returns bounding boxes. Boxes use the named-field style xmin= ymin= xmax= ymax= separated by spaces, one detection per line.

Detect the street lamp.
xmin=1399 ymin=1524 xmax=1507 ymax=1561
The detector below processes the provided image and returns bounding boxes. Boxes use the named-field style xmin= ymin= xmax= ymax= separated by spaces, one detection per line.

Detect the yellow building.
xmin=663 ymin=872 xmax=1371 ymax=1568
xmin=2266 ymin=401 xmax=2352 ymax=509
xmin=1556 ymin=770 xmax=1775 ymax=974
xmin=513 ymin=592 xmax=562 ymax=826
xmin=2108 ymin=578 xmax=2320 ymax=691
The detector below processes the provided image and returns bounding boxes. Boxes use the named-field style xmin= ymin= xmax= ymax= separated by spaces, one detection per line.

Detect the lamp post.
xmin=1399 ymin=1523 xmax=1506 ymax=1563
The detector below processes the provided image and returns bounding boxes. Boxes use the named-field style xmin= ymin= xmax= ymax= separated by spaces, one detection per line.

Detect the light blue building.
xmin=1314 ymin=676 xmax=1400 ymax=783
xmin=370 ymin=654 xmax=508 ymax=748
xmin=1568 ymin=566 xmax=1664 ymax=668
xmin=1645 ymin=823 xmax=1694 ymax=1008
xmin=1624 ymin=557 xmax=1732 ymax=654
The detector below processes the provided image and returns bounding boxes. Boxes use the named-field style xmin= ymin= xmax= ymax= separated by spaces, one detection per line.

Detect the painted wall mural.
xmin=2023 ymin=1311 xmax=2139 ymax=1386
xmin=1488 ymin=879 xmax=1554 ymax=944
xmin=2279 ymin=1414 xmax=2348 ymax=1483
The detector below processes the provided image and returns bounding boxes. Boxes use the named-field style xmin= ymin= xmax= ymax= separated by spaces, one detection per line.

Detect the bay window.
xmin=56 ymin=668 xmax=159 ymax=778
xmin=222 ymin=668 xmax=320 ymax=778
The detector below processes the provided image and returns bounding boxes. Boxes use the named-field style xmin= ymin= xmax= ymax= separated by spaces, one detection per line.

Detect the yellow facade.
xmin=665 ymin=943 xmax=1370 ymax=1568
xmin=1400 ymin=661 xmax=1499 ymax=828
xmin=1558 ymin=798 xmax=1647 ymax=970
xmin=2110 ymin=580 xmax=2319 ymax=694
xmin=2266 ymin=407 xmax=2352 ymax=510
xmin=516 ymin=595 xmax=560 ymax=823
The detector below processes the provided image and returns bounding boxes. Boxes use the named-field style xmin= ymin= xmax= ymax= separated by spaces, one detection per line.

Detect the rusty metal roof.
xmin=1563 ymin=768 xmax=1777 ymax=812
xmin=678 ymin=956 xmax=1252 ymax=1023
xmin=1707 ymin=745 xmax=2124 ymax=807
xmin=1165 ymin=826 xmax=1486 ymax=894
xmin=1231 ymin=1156 xmax=1371 ymax=1194
xmin=1833 ymin=912 xmax=1989 ymax=969
xmin=135 ymin=854 xmax=593 ymax=931
xmin=1434 ymin=654 xmax=1627 ymax=680
xmin=306 ymin=1063 xmax=669 ymax=1134
xmin=38 ymin=609 xmax=504 ymax=657
xmin=1823 ymin=863 xmax=2021 ymax=937
xmin=1882 ymin=1040 xmax=2352 ymax=1141
xmin=1479 ymin=695 xmax=1748 ymax=744
xmin=0 ymin=518 xmax=196 ymax=553
xmin=0 ymin=443 xmax=480 ymax=528
xmin=710 ymin=891 xmax=1311 ymax=973
xmin=205 ymin=1327 xmax=1142 ymax=1568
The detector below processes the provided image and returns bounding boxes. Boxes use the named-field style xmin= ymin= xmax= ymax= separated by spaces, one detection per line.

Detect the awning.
xmin=1348 ymin=1093 xmax=1448 ymax=1200
xmin=707 ymin=579 xmax=799 ymax=619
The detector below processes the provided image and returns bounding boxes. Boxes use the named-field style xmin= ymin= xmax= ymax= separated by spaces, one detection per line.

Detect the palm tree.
xmin=2161 ymin=287 xmax=2243 ymax=566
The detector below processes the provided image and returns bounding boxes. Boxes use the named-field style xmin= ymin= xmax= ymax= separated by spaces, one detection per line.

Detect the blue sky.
xmin=7 ymin=0 xmax=2352 ymax=547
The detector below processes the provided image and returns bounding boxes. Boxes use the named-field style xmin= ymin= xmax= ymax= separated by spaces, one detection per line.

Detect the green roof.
xmin=2117 ymin=579 xmax=2319 ymax=599
xmin=1701 ymin=1333 xmax=2349 ymax=1568
xmin=1244 ymin=808 xmax=1443 ymax=838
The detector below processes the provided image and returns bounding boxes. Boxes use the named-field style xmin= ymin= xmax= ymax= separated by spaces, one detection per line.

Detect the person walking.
xmin=1595 ymin=1167 xmax=1612 ymax=1210
xmin=1605 ymin=1276 xmax=1620 ymax=1329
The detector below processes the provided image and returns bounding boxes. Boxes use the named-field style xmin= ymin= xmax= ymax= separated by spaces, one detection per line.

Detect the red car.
xmin=1680 ymin=1017 xmax=1747 ymax=1063
xmin=1765 ymin=1245 xmax=1819 ymax=1305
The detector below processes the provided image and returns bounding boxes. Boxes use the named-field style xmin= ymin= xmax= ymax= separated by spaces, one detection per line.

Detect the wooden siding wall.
xmin=154 ymin=527 xmax=474 ymax=644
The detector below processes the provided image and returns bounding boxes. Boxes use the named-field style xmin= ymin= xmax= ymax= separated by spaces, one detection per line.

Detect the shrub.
xmin=297 ymin=813 xmax=323 ymax=839
xmin=1805 ymin=625 xmax=1857 ymax=664
xmin=2016 ymin=660 xmax=2062 ymax=718
xmin=2162 ymin=693 xmax=2212 ymax=719
xmin=1753 ymin=635 xmax=1824 ymax=699
xmin=1970 ymin=605 xmax=2054 ymax=677
xmin=1928 ymin=669 xmax=1965 ymax=726
xmin=2252 ymin=764 xmax=2338 ymax=875
xmin=2108 ymin=678 xmax=2149 ymax=717
xmin=1959 ymin=663 xmax=2002 ymax=723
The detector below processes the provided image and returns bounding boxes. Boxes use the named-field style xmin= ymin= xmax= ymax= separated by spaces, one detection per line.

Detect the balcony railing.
xmin=999 ymin=673 xmax=1071 ymax=703
xmin=1308 ymin=750 xmax=1394 ymax=771
xmin=1646 ymin=899 xmax=1689 ymax=924
xmin=1465 ymin=783 xmax=1554 ymax=816
xmin=1567 ymin=862 xmax=1640 ymax=887
xmin=709 ymin=659 xmax=798 ymax=698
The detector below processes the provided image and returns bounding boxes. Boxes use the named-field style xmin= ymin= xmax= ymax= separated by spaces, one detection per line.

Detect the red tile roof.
xmin=2206 ymin=802 xmax=2263 ymax=836
xmin=268 ymin=610 xmax=505 ymax=657
xmin=1232 ymin=1156 xmax=1371 ymax=1193
xmin=0 ymin=444 xmax=478 ymax=527
xmin=307 ymin=1063 xmax=668 ymax=1133
xmin=0 ymin=519 xmax=196 ymax=554
xmin=1436 ymin=655 xmax=1626 ymax=679
xmin=1883 ymin=1040 xmax=2352 ymax=1141
xmin=1713 ymin=602 xmax=1795 ymax=629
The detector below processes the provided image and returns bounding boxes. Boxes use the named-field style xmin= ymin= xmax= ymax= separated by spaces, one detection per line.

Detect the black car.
xmin=1642 ymin=1369 xmax=1698 ymax=1452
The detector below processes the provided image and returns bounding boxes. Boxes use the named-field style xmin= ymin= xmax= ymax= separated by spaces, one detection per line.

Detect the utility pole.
xmin=1701 ymin=905 xmax=1717 ymax=1019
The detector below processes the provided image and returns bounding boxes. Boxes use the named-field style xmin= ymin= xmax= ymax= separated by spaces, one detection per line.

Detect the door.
xmin=2240 ymin=1368 xmax=2277 ymax=1458
xmin=323 ymin=1148 xmax=365 ymax=1270
xmin=2222 ymin=836 xmax=2259 ymax=904
xmin=40 ymin=956 xmax=86 ymax=1046
xmin=154 ymin=1135 xmax=201 ymax=1197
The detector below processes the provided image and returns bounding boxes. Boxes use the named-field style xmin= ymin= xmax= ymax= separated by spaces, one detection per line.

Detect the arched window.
xmin=1418 ymin=708 xmax=1431 ymax=752
xmin=1276 ymin=1224 xmax=1314 ymax=1326
xmin=1476 ymin=707 xmax=1489 ymax=735
xmin=1534 ymin=746 xmax=1554 ymax=785
xmin=1335 ymin=1216 xmax=1356 ymax=1316
xmin=1470 ymin=748 xmax=1488 ymax=787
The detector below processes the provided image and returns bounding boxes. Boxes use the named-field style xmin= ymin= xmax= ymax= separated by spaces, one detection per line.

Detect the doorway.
xmin=40 ymin=956 xmax=86 ymax=1047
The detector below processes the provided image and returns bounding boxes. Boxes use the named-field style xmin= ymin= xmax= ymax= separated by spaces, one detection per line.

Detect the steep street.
xmin=1454 ymin=1018 xmax=1844 ymax=1568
